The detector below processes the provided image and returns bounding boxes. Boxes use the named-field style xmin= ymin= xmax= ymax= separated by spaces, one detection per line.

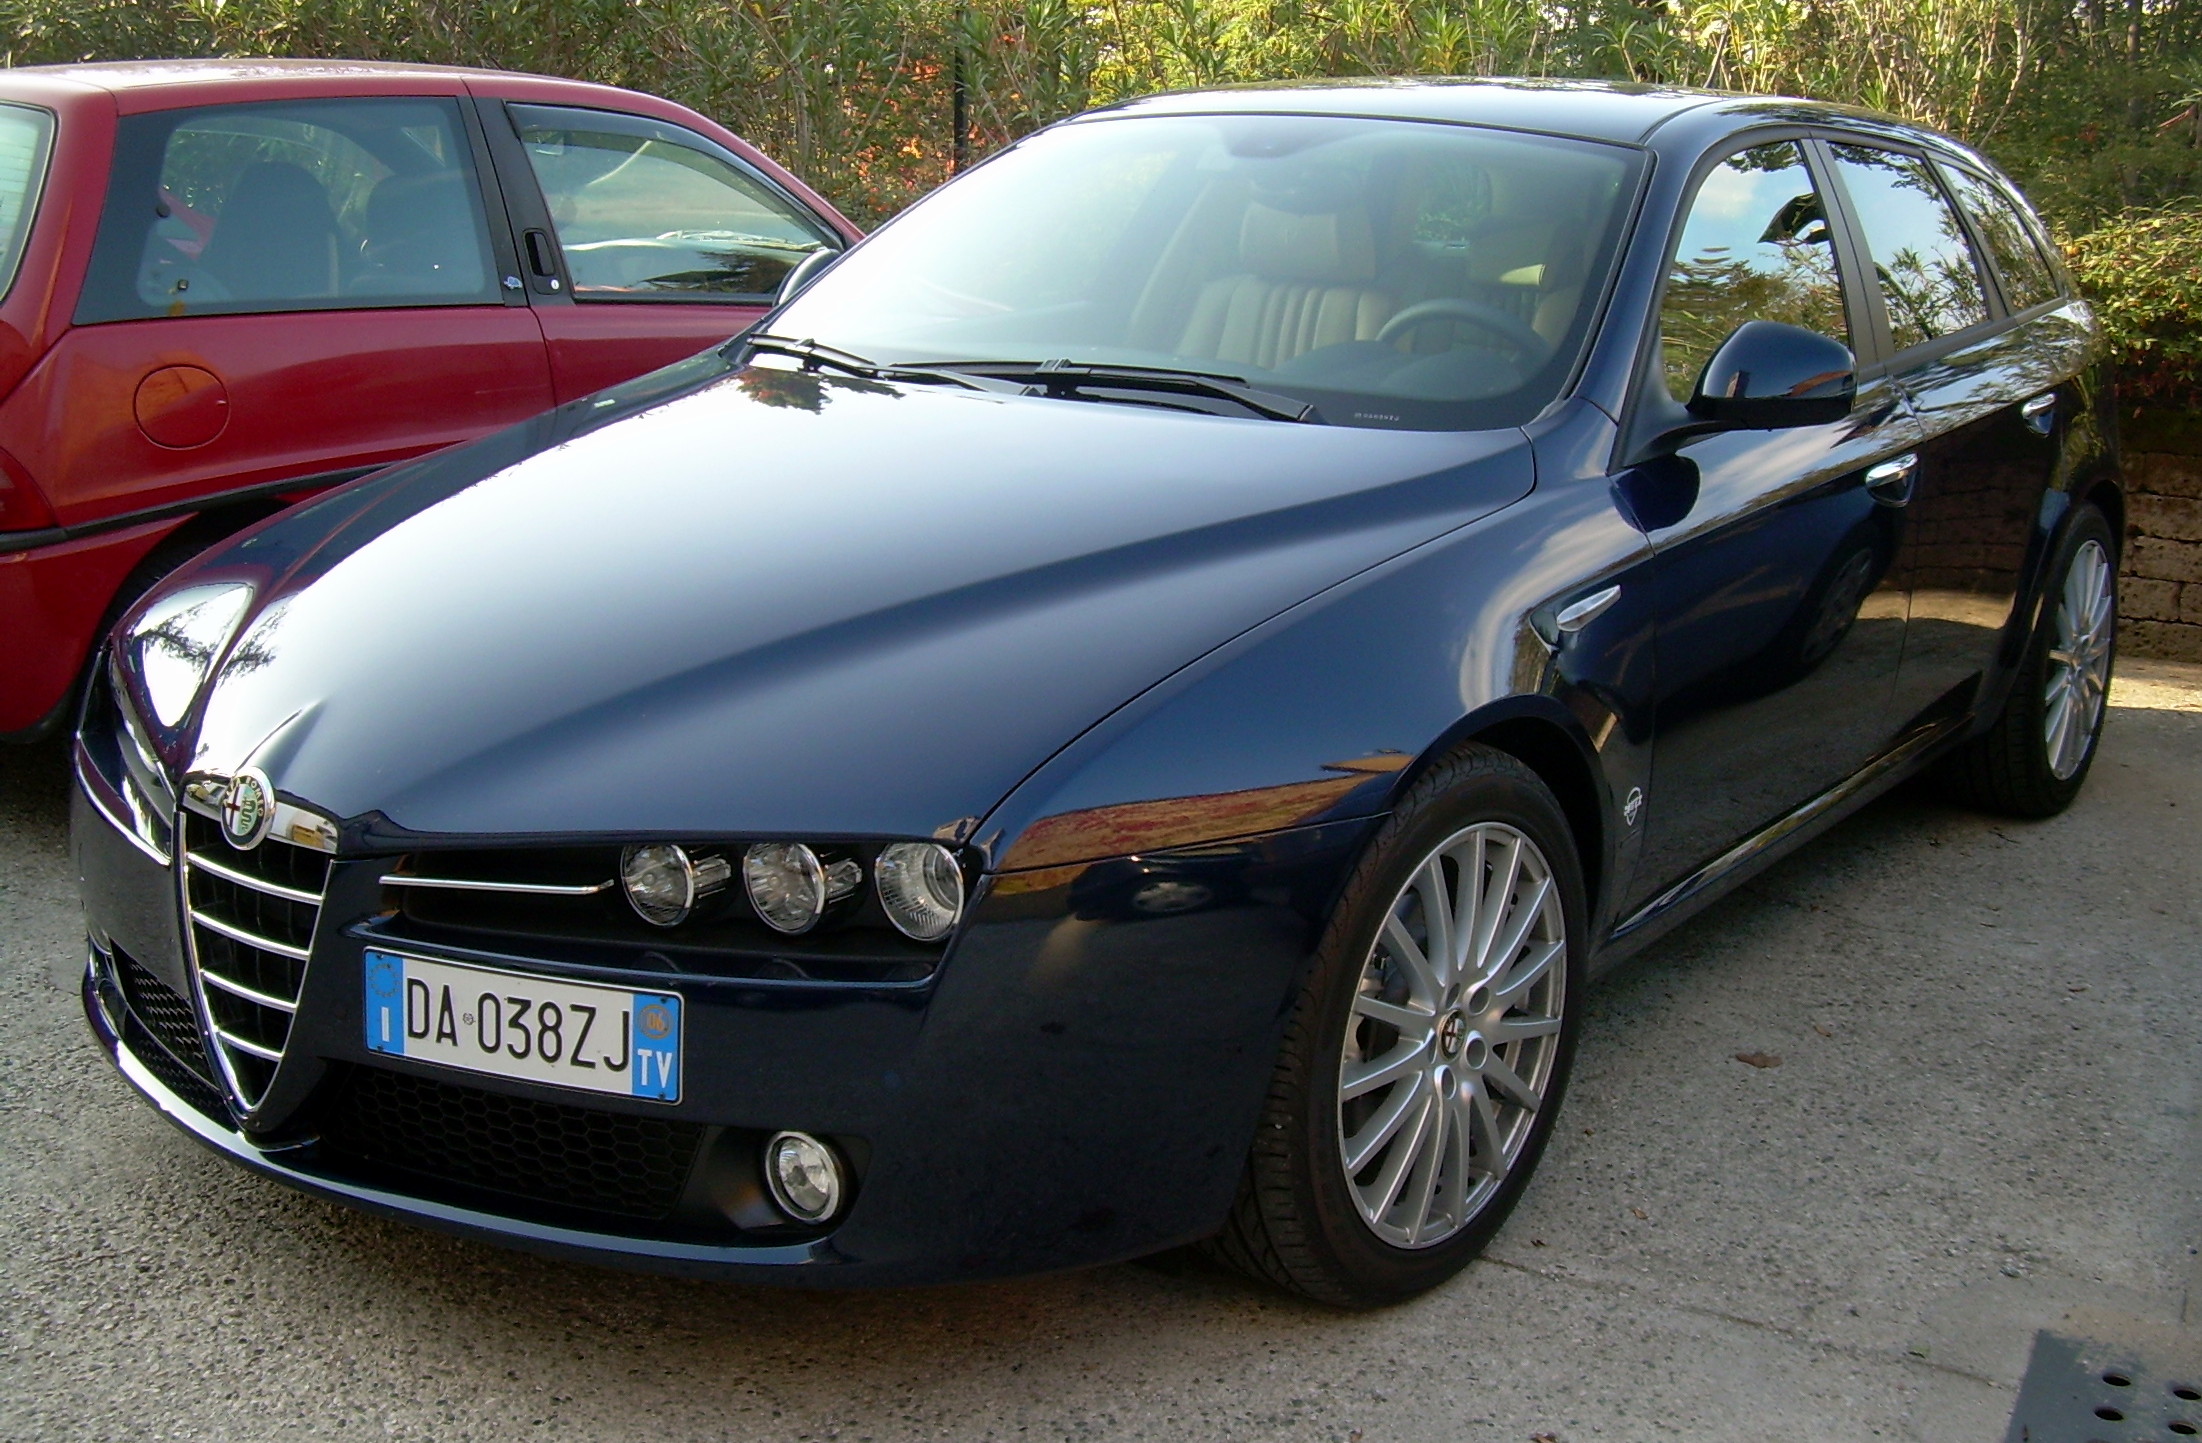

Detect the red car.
xmin=0 ymin=60 xmax=859 ymax=739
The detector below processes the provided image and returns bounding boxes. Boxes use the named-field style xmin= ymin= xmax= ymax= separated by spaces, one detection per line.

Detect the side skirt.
xmin=1592 ymin=720 xmax=1960 ymax=974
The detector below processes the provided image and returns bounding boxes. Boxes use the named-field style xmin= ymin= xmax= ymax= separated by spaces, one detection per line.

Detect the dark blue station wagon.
xmin=74 ymin=80 xmax=2120 ymax=1306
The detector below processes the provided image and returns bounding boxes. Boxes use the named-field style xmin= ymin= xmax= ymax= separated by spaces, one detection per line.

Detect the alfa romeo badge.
xmin=221 ymin=767 xmax=274 ymax=850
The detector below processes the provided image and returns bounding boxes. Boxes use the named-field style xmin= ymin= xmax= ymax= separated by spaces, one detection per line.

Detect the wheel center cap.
xmin=1439 ymin=1011 xmax=1466 ymax=1058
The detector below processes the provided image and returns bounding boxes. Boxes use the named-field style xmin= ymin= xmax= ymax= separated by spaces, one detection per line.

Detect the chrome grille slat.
xmin=212 ymin=1025 xmax=284 ymax=1063
xmin=188 ymin=851 xmax=324 ymax=906
xmin=189 ymin=909 xmax=312 ymax=961
xmin=180 ymin=807 xmax=332 ymax=1114
xmin=379 ymin=873 xmax=615 ymax=896
xmin=198 ymin=968 xmax=299 ymax=1013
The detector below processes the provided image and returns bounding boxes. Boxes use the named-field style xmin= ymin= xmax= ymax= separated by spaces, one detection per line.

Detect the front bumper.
xmin=74 ymin=753 xmax=1375 ymax=1285
xmin=82 ymin=955 xmax=830 ymax=1277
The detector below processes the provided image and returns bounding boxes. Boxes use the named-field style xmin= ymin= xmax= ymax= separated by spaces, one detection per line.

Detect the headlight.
xmin=620 ymin=843 xmax=730 ymax=927
xmin=875 ymin=842 xmax=964 ymax=941
xmin=743 ymin=842 xmax=829 ymax=933
xmin=125 ymin=582 xmax=253 ymax=726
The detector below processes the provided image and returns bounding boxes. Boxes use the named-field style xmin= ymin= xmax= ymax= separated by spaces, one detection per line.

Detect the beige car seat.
xmin=1175 ymin=201 xmax=1394 ymax=371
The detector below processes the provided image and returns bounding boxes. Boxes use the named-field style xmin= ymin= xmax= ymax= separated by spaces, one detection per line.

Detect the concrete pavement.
xmin=3 ymin=661 xmax=2197 ymax=1442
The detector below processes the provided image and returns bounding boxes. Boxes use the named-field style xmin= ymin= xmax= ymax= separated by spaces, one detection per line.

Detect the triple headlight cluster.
xmin=618 ymin=840 xmax=965 ymax=941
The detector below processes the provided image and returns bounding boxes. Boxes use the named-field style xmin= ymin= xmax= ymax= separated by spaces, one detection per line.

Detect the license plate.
xmin=362 ymin=949 xmax=681 ymax=1102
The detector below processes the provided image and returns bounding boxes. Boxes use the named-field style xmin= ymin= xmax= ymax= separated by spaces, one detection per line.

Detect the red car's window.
xmin=508 ymin=104 xmax=834 ymax=302
xmin=76 ymin=98 xmax=502 ymax=323
xmin=0 ymin=103 xmax=53 ymax=305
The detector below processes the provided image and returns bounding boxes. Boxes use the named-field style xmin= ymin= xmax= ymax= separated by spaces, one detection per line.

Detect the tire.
xmin=1937 ymin=504 xmax=2117 ymax=818
xmin=1203 ymin=744 xmax=1587 ymax=1307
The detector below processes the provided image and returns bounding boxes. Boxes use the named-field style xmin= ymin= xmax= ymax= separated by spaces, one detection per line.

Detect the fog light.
xmin=744 ymin=842 xmax=827 ymax=933
xmin=875 ymin=841 xmax=964 ymax=941
xmin=763 ymin=1130 xmax=845 ymax=1223
xmin=621 ymin=843 xmax=730 ymax=927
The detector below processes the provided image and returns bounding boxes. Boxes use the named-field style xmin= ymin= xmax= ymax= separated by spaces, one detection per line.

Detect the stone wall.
xmin=2122 ymin=411 xmax=2202 ymax=662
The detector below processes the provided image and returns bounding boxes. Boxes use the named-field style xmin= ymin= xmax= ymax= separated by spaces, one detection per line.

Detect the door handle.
xmin=2022 ymin=392 xmax=2056 ymax=428
xmin=1864 ymin=452 xmax=1917 ymax=507
xmin=522 ymin=229 xmax=564 ymax=292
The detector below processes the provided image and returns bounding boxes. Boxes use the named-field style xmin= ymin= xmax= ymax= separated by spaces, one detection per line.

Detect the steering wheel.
xmin=1376 ymin=299 xmax=1553 ymax=367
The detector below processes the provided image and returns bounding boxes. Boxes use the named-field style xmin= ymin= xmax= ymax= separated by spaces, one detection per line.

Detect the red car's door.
xmin=10 ymin=94 xmax=552 ymax=532
xmin=474 ymin=98 xmax=846 ymax=403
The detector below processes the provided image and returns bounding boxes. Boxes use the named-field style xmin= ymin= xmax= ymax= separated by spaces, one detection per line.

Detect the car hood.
xmin=180 ymin=357 xmax=1533 ymax=856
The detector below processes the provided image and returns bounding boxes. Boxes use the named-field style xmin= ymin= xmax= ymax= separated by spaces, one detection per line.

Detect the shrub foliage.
xmin=2 ymin=0 xmax=2198 ymax=396
xmin=2067 ymin=205 xmax=2202 ymax=411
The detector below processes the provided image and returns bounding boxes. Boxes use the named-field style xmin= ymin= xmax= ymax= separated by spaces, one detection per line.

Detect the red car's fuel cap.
xmin=134 ymin=365 xmax=230 ymax=449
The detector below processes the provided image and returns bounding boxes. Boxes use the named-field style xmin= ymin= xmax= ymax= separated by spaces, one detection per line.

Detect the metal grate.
xmin=316 ymin=1065 xmax=707 ymax=1221
xmin=112 ymin=946 xmax=228 ymax=1121
xmin=120 ymin=1010 xmax=231 ymax=1122
xmin=182 ymin=812 xmax=331 ymax=1109
xmin=2005 ymin=1328 xmax=2202 ymax=1443
xmin=114 ymin=946 xmax=214 ymax=1083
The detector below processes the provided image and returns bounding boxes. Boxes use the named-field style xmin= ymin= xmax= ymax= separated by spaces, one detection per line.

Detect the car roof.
xmin=1 ymin=57 xmax=524 ymax=92
xmin=0 ymin=57 xmax=667 ymax=115
xmin=1083 ymin=77 xmax=1910 ymax=149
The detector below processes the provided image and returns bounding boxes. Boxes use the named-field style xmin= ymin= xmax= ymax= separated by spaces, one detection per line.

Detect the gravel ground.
xmin=3 ymin=660 xmax=2198 ymax=1443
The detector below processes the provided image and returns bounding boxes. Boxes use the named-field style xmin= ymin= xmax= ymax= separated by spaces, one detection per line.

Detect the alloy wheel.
xmin=2044 ymin=538 xmax=2114 ymax=781
xmin=1336 ymin=822 xmax=1566 ymax=1248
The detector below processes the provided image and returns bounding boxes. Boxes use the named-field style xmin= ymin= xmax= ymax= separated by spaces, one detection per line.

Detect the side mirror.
xmin=777 ymin=247 xmax=841 ymax=303
xmin=1688 ymin=320 xmax=1855 ymax=429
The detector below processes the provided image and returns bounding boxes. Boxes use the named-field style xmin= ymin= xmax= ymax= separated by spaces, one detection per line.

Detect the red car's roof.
xmin=8 ymin=58 xmax=499 ymax=87
xmin=0 ymin=58 xmax=665 ymax=113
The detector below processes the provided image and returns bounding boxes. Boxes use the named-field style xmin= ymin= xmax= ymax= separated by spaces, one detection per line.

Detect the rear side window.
xmin=76 ymin=98 xmax=500 ymax=323
xmin=1827 ymin=144 xmax=1990 ymax=353
xmin=1660 ymin=142 xmax=1850 ymax=402
xmin=1940 ymin=166 xmax=2063 ymax=312
xmin=509 ymin=104 xmax=834 ymax=301
xmin=0 ymin=104 xmax=54 ymax=304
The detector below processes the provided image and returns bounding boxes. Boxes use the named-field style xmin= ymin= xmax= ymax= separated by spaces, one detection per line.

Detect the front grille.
xmin=114 ymin=945 xmax=215 ymax=1085
xmin=120 ymin=1011 xmax=230 ymax=1122
xmin=317 ymin=1065 xmax=707 ymax=1221
xmin=111 ymin=946 xmax=228 ymax=1121
xmin=182 ymin=813 xmax=331 ymax=1109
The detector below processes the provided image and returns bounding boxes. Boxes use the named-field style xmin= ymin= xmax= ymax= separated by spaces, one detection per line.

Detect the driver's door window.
xmin=1659 ymin=142 xmax=1850 ymax=401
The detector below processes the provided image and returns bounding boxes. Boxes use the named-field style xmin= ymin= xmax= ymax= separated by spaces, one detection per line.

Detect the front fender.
xmin=977 ymin=463 xmax=1660 ymax=939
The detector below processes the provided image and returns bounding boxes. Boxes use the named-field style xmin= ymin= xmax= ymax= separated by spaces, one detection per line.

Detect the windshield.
xmin=774 ymin=113 xmax=1640 ymax=430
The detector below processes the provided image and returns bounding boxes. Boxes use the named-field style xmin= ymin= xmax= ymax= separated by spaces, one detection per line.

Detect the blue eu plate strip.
xmin=629 ymin=992 xmax=681 ymax=1100
xmin=364 ymin=949 xmax=406 ymax=1056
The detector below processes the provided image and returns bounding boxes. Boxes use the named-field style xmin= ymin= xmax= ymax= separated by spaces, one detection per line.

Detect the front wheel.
xmin=1204 ymin=745 xmax=1585 ymax=1307
xmin=1938 ymin=504 xmax=2117 ymax=817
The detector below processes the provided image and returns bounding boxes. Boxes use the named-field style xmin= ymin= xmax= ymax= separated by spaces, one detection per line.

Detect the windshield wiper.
xmin=924 ymin=359 xmax=1322 ymax=423
xmin=732 ymin=334 xmax=1022 ymax=394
